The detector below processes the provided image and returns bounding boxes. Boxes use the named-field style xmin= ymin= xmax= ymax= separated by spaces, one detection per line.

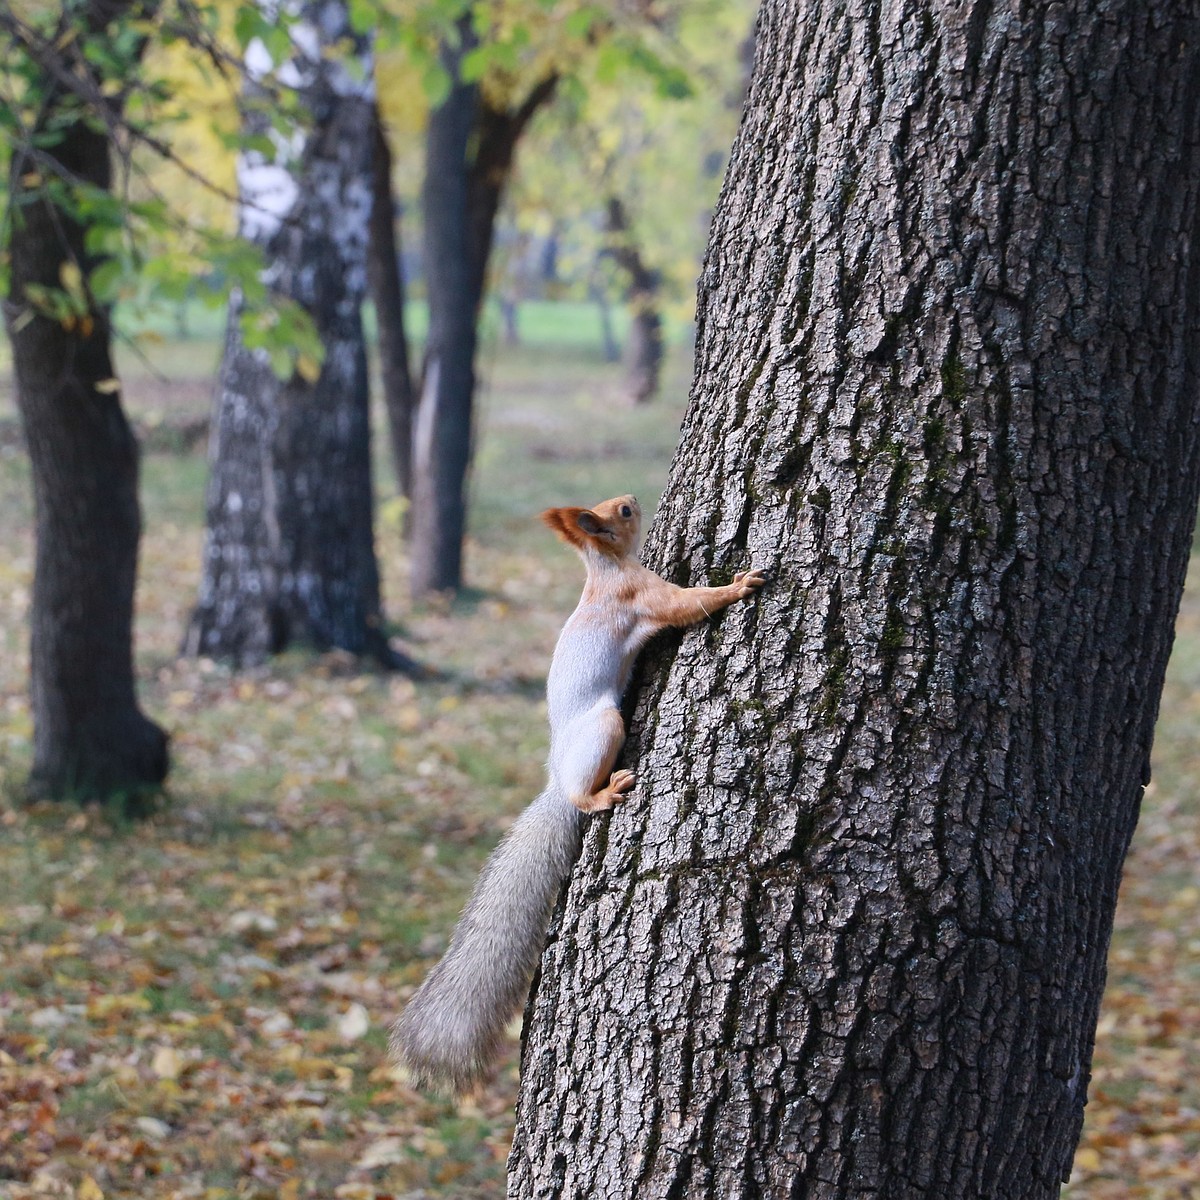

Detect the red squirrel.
xmin=390 ymin=494 xmax=765 ymax=1091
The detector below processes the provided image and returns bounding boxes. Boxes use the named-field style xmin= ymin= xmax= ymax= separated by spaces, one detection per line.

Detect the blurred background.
xmin=1 ymin=1 xmax=1197 ymax=1196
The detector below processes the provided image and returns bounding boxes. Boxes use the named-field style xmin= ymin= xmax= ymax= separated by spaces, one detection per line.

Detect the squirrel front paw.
xmin=733 ymin=568 xmax=766 ymax=599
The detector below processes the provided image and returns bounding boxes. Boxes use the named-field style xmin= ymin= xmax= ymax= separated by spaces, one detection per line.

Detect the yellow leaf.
xmin=94 ymin=378 xmax=121 ymax=395
xmin=336 ymin=1002 xmax=369 ymax=1042
xmin=296 ymin=352 xmax=321 ymax=383
xmin=152 ymin=1045 xmax=184 ymax=1080
xmin=356 ymin=1136 xmax=406 ymax=1170
xmin=88 ymin=992 xmax=151 ymax=1018
xmin=59 ymin=260 xmax=84 ymax=297
xmin=1073 ymin=1146 xmax=1103 ymax=1173
xmin=378 ymin=495 xmax=409 ymax=532
xmin=79 ymin=1177 xmax=104 ymax=1200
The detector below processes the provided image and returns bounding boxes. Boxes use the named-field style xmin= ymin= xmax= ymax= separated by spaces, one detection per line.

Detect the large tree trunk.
xmin=367 ymin=101 xmax=416 ymax=503
xmin=511 ymin=2 xmax=1200 ymax=1197
xmin=185 ymin=3 xmax=395 ymax=667
xmin=410 ymin=57 xmax=557 ymax=597
xmin=4 ymin=0 xmax=169 ymax=801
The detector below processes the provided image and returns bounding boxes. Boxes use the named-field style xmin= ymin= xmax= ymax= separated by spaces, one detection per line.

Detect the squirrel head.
xmin=540 ymin=494 xmax=642 ymax=560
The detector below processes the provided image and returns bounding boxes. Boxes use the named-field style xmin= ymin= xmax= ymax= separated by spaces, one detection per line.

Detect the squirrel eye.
xmin=620 ymin=505 xmax=632 ymax=518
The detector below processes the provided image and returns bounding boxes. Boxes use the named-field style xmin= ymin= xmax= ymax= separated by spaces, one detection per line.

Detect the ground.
xmin=0 ymin=303 xmax=1197 ymax=1199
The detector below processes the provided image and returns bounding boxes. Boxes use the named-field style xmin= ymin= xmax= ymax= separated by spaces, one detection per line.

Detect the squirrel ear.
xmin=576 ymin=511 xmax=605 ymax=536
xmin=540 ymin=506 xmax=589 ymax=548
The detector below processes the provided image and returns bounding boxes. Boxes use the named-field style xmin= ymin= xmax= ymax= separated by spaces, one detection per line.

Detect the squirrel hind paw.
xmin=571 ymin=769 xmax=636 ymax=812
xmin=609 ymin=769 xmax=636 ymax=794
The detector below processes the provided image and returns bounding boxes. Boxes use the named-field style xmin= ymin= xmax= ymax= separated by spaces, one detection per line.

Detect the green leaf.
xmin=422 ymin=62 xmax=452 ymax=107
xmin=88 ymin=259 xmax=125 ymax=305
xmin=347 ymin=0 xmax=377 ymax=36
xmin=233 ymin=7 xmax=267 ymax=53
xmin=459 ymin=45 xmax=490 ymax=84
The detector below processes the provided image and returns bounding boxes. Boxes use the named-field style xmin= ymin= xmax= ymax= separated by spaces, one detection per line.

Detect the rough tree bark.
xmin=409 ymin=43 xmax=557 ymax=597
xmin=3 ymin=0 xmax=169 ymax=800
xmin=367 ymin=101 xmax=416 ymax=503
xmin=604 ymin=195 xmax=663 ymax=404
xmin=185 ymin=2 xmax=395 ymax=667
xmin=511 ymin=2 xmax=1200 ymax=1198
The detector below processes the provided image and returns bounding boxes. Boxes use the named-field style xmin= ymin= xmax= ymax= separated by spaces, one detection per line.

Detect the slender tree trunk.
xmin=410 ymin=57 xmax=557 ymax=597
xmin=185 ymin=2 xmax=397 ymax=667
xmin=367 ymin=101 xmax=416 ymax=502
xmin=511 ymin=3 xmax=1200 ymax=1198
xmin=621 ymin=299 xmax=663 ymax=404
xmin=604 ymin=195 xmax=663 ymax=404
xmin=499 ymin=292 xmax=521 ymax=346
xmin=409 ymin=28 xmax=479 ymax=597
xmin=590 ymin=277 xmax=621 ymax=363
xmin=3 ymin=0 xmax=168 ymax=801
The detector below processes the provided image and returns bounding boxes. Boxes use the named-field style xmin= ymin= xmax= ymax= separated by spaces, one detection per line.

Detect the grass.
xmin=0 ymin=304 xmax=1198 ymax=1198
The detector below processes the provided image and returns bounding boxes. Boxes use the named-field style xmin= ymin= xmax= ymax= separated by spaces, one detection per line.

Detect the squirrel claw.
xmin=733 ymin=568 xmax=767 ymax=597
xmin=608 ymin=769 xmax=636 ymax=797
xmin=573 ymin=769 xmax=636 ymax=813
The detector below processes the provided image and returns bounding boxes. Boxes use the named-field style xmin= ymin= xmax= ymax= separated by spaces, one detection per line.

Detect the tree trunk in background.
xmin=604 ymin=195 xmax=663 ymax=404
xmin=410 ymin=52 xmax=557 ymax=597
xmin=4 ymin=0 xmax=168 ymax=801
xmin=409 ymin=28 xmax=479 ymax=597
xmin=186 ymin=2 xmax=397 ymax=668
xmin=590 ymin=278 xmax=621 ymax=363
xmin=512 ymin=2 xmax=1200 ymax=1197
xmin=499 ymin=293 xmax=521 ymax=345
xmin=367 ymin=101 xmax=416 ymax=503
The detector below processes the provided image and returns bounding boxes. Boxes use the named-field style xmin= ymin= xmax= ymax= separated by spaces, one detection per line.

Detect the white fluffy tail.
xmin=390 ymin=787 xmax=582 ymax=1092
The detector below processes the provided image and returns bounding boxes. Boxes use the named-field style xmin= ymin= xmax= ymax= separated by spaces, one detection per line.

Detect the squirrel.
xmin=390 ymin=494 xmax=765 ymax=1092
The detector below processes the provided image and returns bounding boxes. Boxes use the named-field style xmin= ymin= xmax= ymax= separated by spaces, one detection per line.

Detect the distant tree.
xmin=1 ymin=0 xmax=169 ymax=800
xmin=410 ymin=48 xmax=557 ymax=595
xmin=367 ymin=99 xmax=416 ymax=504
xmin=404 ymin=0 xmax=713 ymax=595
xmin=511 ymin=2 xmax=1200 ymax=1197
xmin=507 ymin=0 xmax=755 ymax=402
xmin=184 ymin=1 xmax=403 ymax=667
xmin=603 ymin=194 xmax=662 ymax=403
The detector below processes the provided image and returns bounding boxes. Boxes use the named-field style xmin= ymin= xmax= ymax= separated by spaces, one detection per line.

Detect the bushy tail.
xmin=390 ymin=786 xmax=582 ymax=1092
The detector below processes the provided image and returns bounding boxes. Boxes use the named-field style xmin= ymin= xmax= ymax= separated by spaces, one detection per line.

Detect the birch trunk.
xmin=185 ymin=2 xmax=392 ymax=666
xmin=510 ymin=2 xmax=1200 ymax=1197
